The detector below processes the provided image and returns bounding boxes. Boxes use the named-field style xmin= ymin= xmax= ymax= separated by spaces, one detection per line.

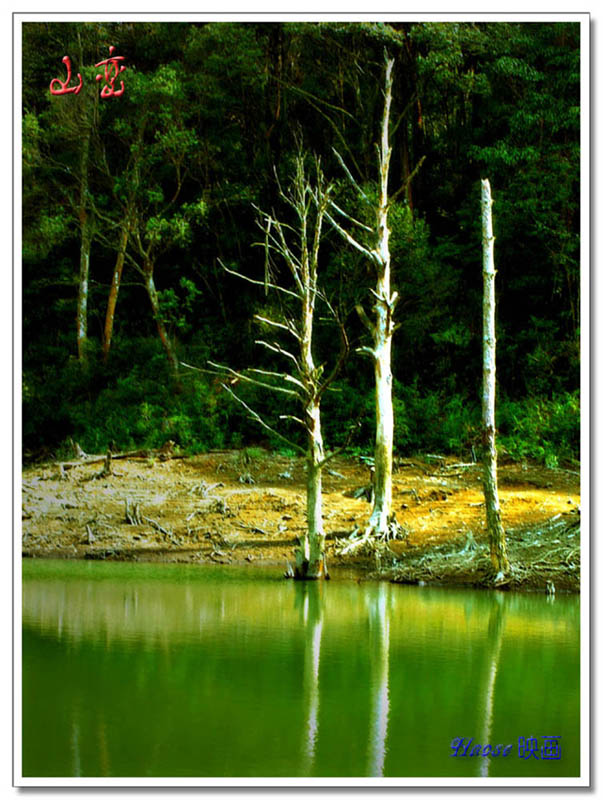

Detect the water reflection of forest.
xmin=23 ymin=563 xmax=579 ymax=648
xmin=23 ymin=563 xmax=579 ymax=778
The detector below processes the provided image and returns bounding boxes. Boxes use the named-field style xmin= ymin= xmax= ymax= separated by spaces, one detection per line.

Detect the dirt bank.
xmin=21 ymin=449 xmax=581 ymax=592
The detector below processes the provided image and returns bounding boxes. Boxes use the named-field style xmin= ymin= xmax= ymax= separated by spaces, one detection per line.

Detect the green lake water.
xmin=22 ymin=559 xmax=580 ymax=779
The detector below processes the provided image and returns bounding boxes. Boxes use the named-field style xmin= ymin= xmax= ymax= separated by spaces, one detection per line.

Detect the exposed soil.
xmin=21 ymin=449 xmax=581 ymax=592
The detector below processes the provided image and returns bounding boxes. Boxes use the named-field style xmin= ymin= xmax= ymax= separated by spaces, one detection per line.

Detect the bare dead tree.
xmin=325 ymin=54 xmax=424 ymax=543
xmin=205 ymin=153 xmax=349 ymax=579
xmin=481 ymin=178 xmax=510 ymax=578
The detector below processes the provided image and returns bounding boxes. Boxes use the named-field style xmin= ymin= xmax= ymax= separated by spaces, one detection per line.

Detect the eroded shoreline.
xmin=22 ymin=450 xmax=580 ymax=592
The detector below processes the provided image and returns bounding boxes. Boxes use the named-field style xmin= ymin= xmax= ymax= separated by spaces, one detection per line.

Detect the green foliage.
xmin=157 ymin=278 xmax=202 ymax=335
xmin=431 ymin=324 xmax=471 ymax=348
xmin=22 ymin=112 xmax=42 ymax=170
xmin=392 ymin=380 xmax=480 ymax=456
xmin=321 ymin=378 xmax=374 ymax=449
xmin=244 ymin=446 xmax=268 ymax=461
xmin=20 ymin=21 xmax=581 ymax=467
xmin=498 ymin=391 xmax=580 ymax=467
xmin=23 ymin=339 xmax=239 ymax=456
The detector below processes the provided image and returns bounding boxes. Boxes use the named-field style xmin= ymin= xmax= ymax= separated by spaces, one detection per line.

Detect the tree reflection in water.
xmin=367 ymin=584 xmax=391 ymax=777
xmin=296 ymin=583 xmax=324 ymax=776
xmin=480 ymin=593 xmax=506 ymax=777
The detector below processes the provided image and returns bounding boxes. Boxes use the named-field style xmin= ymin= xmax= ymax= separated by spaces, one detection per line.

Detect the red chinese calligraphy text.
xmin=49 ymin=56 xmax=83 ymax=96
xmin=95 ymin=46 xmax=126 ymax=98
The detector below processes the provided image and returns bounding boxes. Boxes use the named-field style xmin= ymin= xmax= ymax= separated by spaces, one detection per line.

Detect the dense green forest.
xmin=21 ymin=21 xmax=580 ymax=466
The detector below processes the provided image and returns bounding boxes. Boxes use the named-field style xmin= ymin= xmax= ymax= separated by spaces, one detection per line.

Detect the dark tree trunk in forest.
xmin=144 ymin=262 xmax=181 ymax=387
xmin=74 ymin=31 xmax=96 ymax=365
xmin=401 ymin=129 xmax=414 ymax=210
xmin=102 ymin=221 xmax=129 ymax=362
xmin=481 ymin=179 xmax=510 ymax=577
xmin=76 ymin=122 xmax=92 ymax=364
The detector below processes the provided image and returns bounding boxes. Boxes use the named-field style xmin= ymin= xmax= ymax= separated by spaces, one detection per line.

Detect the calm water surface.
xmin=22 ymin=560 xmax=580 ymax=778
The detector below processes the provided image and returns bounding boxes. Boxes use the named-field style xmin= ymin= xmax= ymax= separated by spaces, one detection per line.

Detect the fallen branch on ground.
xmin=58 ymin=445 xmax=186 ymax=470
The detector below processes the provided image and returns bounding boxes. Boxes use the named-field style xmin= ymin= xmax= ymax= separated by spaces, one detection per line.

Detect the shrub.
xmin=392 ymin=380 xmax=479 ymax=456
xmin=498 ymin=391 xmax=580 ymax=466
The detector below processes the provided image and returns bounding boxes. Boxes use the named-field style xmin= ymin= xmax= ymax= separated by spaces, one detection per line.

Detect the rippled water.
xmin=22 ymin=560 xmax=580 ymax=778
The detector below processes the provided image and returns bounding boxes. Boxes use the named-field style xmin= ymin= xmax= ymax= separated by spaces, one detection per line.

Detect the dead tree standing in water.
xmin=207 ymin=154 xmax=348 ymax=580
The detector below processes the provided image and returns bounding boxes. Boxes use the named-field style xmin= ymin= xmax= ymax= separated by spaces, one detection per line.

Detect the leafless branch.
xmin=272 ymin=220 xmax=304 ymax=292
xmin=180 ymin=360 xmax=205 ymax=373
xmin=356 ymin=345 xmax=376 ymax=359
xmin=277 ymin=80 xmax=357 ymax=121
xmin=323 ymin=209 xmax=376 ymax=261
xmin=218 ymin=258 xmax=301 ymax=301
xmin=279 ymin=414 xmax=305 ymax=427
xmin=247 ymin=367 xmax=306 ymax=393
xmin=207 ymin=361 xmax=300 ymax=398
xmin=389 ymin=155 xmax=427 ymax=206
xmin=221 ymin=384 xmax=305 ymax=455
xmin=318 ymin=421 xmax=361 ymax=468
xmin=328 ymin=199 xmax=373 ymax=233
xmin=255 ymin=339 xmax=300 ymax=370
xmin=332 ymin=148 xmax=371 ymax=206
xmin=254 ymin=314 xmax=301 ymax=341
xmin=279 ymin=88 xmax=362 ymax=176
xmin=355 ymin=303 xmax=376 ymax=337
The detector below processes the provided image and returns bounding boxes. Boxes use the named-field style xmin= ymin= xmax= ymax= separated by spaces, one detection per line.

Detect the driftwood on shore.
xmin=57 ymin=441 xmax=185 ymax=470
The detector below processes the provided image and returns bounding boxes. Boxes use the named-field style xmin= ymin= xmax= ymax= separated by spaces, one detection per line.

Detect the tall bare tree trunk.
xmin=327 ymin=56 xmax=423 ymax=546
xmin=295 ymin=269 xmax=327 ymax=579
xmin=481 ymin=179 xmax=509 ymax=576
xmin=102 ymin=221 xmax=129 ymax=362
xmin=367 ymin=56 xmax=396 ymax=538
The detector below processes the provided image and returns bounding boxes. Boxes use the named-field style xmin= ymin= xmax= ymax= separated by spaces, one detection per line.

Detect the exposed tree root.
xmin=125 ymin=498 xmax=142 ymax=525
xmin=381 ymin=511 xmax=580 ymax=592
xmin=336 ymin=512 xmax=407 ymax=557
